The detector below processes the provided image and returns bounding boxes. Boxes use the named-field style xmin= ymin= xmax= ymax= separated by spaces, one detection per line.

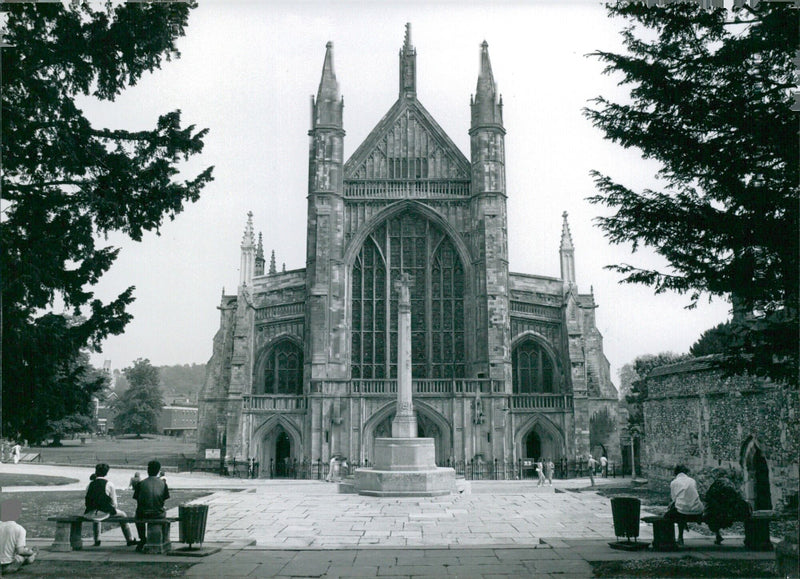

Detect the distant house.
xmin=93 ymin=391 xmax=118 ymax=434
xmin=158 ymin=406 xmax=198 ymax=438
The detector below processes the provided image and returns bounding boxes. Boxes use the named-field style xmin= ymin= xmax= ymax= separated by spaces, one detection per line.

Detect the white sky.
xmin=85 ymin=0 xmax=731 ymax=382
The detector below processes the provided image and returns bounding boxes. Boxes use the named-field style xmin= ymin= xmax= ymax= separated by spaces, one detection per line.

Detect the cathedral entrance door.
xmin=752 ymin=447 xmax=772 ymax=510
xmin=525 ymin=431 xmax=542 ymax=460
xmin=275 ymin=432 xmax=291 ymax=478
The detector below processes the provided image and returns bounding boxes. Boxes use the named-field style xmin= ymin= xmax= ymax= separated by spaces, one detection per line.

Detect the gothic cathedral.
xmin=197 ymin=26 xmax=620 ymax=475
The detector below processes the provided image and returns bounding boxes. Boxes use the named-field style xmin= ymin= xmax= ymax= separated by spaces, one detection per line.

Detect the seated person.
xmin=84 ymin=463 xmax=137 ymax=547
xmin=664 ymin=464 xmax=704 ymax=545
xmin=133 ymin=460 xmax=170 ymax=552
xmin=0 ymin=498 xmax=37 ymax=574
xmin=704 ymin=468 xmax=752 ymax=544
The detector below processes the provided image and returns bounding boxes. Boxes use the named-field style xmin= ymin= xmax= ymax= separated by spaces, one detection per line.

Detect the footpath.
xmin=4 ymin=463 xmax=779 ymax=578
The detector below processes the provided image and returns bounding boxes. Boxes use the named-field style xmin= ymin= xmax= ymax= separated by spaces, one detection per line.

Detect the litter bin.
xmin=610 ymin=496 xmax=641 ymax=540
xmin=178 ymin=504 xmax=209 ymax=548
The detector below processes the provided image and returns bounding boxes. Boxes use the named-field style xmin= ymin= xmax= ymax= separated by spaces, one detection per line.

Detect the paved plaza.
xmin=3 ymin=463 xmax=777 ymax=578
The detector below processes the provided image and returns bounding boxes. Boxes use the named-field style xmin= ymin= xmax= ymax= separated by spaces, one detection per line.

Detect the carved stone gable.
xmin=344 ymin=101 xmax=470 ymax=199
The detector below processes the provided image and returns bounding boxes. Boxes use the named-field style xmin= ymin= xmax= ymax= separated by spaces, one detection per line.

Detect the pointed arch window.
xmin=261 ymin=340 xmax=303 ymax=395
xmin=512 ymin=340 xmax=555 ymax=394
xmin=351 ymin=211 xmax=465 ymax=380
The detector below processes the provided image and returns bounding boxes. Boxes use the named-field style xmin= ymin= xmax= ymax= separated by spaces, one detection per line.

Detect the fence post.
xmin=493 ymin=458 xmax=498 ymax=480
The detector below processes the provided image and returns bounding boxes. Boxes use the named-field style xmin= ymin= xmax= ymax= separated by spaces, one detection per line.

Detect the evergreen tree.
xmin=585 ymin=3 xmax=798 ymax=385
xmin=1 ymin=2 xmax=213 ymax=440
xmin=114 ymin=359 xmax=163 ymax=437
xmin=690 ymin=321 xmax=734 ymax=357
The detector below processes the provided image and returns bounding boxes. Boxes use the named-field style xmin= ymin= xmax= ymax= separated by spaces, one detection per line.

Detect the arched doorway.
xmin=743 ymin=439 xmax=772 ymax=510
xmin=255 ymin=420 xmax=302 ymax=479
xmin=744 ymin=441 xmax=772 ymax=511
xmin=275 ymin=432 xmax=291 ymax=477
xmin=525 ymin=431 xmax=541 ymax=460
xmin=517 ymin=418 xmax=565 ymax=466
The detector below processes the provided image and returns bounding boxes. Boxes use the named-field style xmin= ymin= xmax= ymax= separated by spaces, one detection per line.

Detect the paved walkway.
xmin=4 ymin=463 xmax=776 ymax=578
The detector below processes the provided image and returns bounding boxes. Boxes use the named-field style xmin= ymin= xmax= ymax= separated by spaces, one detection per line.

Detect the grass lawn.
xmin=8 ymin=489 xmax=212 ymax=538
xmin=0 ymin=473 xmax=78 ymax=486
xmin=591 ymin=558 xmax=779 ymax=578
xmin=11 ymin=561 xmax=194 ymax=578
xmin=26 ymin=435 xmax=197 ymax=469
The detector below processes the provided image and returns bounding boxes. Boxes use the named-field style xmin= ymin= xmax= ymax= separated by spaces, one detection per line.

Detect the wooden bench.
xmin=642 ymin=515 xmax=680 ymax=551
xmin=643 ymin=510 xmax=777 ymax=552
xmin=48 ymin=515 xmax=178 ymax=554
xmin=642 ymin=513 xmax=705 ymax=551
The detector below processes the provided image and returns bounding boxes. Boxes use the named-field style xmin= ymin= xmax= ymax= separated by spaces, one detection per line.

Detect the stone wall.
xmin=642 ymin=360 xmax=798 ymax=511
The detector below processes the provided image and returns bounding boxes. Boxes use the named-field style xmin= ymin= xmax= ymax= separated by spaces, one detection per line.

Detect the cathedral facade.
xmin=197 ymin=27 xmax=620 ymax=475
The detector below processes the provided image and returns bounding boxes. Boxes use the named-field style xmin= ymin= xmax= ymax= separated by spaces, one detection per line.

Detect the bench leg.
xmin=69 ymin=521 xmax=84 ymax=551
xmin=651 ymin=520 xmax=678 ymax=551
xmin=143 ymin=522 xmax=172 ymax=555
xmin=744 ymin=519 xmax=773 ymax=551
xmin=51 ymin=522 xmax=73 ymax=552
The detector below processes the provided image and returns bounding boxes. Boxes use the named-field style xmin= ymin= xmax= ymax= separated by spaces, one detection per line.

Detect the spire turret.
xmin=269 ymin=250 xmax=277 ymax=275
xmin=241 ymin=211 xmax=255 ymax=249
xmin=470 ymin=41 xmax=503 ymax=130
xmin=240 ymin=212 xmax=256 ymax=286
xmin=255 ymin=232 xmax=265 ymax=276
xmin=312 ymin=42 xmax=343 ymax=129
xmin=399 ymin=23 xmax=416 ymax=99
xmin=560 ymin=211 xmax=576 ymax=286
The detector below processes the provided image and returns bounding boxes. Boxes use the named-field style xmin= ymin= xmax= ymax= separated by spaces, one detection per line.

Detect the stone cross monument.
xmin=392 ymin=272 xmax=417 ymax=438
xmin=352 ymin=271 xmax=457 ymax=496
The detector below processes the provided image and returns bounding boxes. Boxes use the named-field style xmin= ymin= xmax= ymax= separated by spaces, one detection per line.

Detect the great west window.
xmin=351 ymin=212 xmax=465 ymax=379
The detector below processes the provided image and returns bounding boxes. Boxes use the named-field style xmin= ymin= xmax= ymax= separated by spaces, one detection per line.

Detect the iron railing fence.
xmin=251 ymin=457 xmax=619 ymax=481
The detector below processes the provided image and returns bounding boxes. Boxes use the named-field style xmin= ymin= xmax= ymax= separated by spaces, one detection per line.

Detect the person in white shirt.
xmin=0 ymin=499 xmax=37 ymax=574
xmin=587 ymin=455 xmax=597 ymax=487
xmin=84 ymin=463 xmax=137 ymax=547
xmin=666 ymin=464 xmax=705 ymax=544
xmin=600 ymin=455 xmax=608 ymax=478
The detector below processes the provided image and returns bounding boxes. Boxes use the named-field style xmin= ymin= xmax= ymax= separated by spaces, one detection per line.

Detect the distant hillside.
xmin=111 ymin=363 xmax=206 ymax=404
xmin=159 ymin=363 xmax=206 ymax=403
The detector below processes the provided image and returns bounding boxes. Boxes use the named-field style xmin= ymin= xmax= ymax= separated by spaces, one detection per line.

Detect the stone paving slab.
xmin=9 ymin=463 xmax=778 ymax=577
xmin=27 ymin=536 xmax=778 ymax=578
xmin=86 ymin=481 xmax=684 ymax=549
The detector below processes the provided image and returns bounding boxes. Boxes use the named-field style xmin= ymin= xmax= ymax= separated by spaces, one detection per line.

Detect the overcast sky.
xmin=85 ymin=0 xmax=731 ymax=383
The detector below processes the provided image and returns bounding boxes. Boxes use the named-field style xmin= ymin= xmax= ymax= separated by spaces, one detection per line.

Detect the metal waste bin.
xmin=610 ymin=497 xmax=641 ymax=540
xmin=178 ymin=504 xmax=209 ymax=548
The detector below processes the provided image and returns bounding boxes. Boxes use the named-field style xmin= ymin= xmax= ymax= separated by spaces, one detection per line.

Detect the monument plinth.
xmin=353 ymin=272 xmax=456 ymax=497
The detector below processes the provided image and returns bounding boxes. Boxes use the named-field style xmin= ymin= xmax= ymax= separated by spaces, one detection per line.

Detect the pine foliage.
xmin=585 ymin=3 xmax=798 ymax=385
xmin=1 ymin=2 xmax=213 ymax=440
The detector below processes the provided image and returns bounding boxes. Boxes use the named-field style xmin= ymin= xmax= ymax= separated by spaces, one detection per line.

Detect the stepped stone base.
xmin=354 ymin=437 xmax=456 ymax=497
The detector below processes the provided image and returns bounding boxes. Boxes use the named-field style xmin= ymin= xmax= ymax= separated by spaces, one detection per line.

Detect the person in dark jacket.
xmin=704 ymin=468 xmax=752 ymax=544
xmin=133 ymin=460 xmax=170 ymax=552
xmin=84 ymin=464 xmax=136 ymax=547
